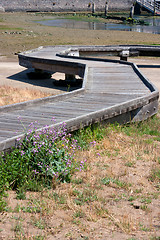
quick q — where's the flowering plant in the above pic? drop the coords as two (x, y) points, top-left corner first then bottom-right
(0, 120), (86, 195)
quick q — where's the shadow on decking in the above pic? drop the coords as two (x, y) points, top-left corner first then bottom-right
(7, 69), (82, 92)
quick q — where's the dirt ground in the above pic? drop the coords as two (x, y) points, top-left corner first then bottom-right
(0, 12), (160, 240)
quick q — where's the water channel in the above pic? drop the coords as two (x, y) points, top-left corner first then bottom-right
(38, 16), (160, 34)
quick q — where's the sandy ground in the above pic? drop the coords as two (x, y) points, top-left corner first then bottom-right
(0, 56), (66, 95)
(131, 57), (160, 92)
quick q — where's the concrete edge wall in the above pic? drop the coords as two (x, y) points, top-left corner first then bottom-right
(0, 0), (133, 12)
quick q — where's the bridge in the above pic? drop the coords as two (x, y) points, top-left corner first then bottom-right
(0, 45), (159, 152)
(136, 0), (160, 15)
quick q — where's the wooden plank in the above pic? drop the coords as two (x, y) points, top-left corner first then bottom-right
(0, 45), (159, 152)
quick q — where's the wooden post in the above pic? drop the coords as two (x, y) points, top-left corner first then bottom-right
(129, 5), (134, 18)
(92, 2), (95, 14)
(105, 1), (109, 17)
(154, 0), (156, 15)
(65, 74), (76, 81)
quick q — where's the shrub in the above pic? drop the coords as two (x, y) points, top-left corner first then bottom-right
(0, 121), (86, 198)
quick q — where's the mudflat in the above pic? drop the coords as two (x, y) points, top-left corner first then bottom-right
(0, 12), (160, 58)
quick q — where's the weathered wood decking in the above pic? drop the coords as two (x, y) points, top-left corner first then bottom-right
(0, 45), (159, 151)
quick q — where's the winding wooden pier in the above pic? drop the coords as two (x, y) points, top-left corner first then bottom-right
(0, 45), (159, 151)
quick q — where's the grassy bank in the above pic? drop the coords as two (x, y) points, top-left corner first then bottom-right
(0, 113), (159, 239)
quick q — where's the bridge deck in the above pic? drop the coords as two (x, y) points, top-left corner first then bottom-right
(0, 45), (159, 151)
(136, 0), (160, 15)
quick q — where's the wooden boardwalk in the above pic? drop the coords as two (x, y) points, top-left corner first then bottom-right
(0, 45), (159, 151)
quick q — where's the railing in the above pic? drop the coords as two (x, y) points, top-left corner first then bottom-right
(136, 0), (160, 14)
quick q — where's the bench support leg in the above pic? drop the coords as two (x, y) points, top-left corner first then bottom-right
(65, 74), (76, 81)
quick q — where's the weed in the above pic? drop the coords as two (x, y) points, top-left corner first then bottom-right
(11, 216), (24, 221)
(74, 123), (106, 150)
(121, 116), (160, 138)
(151, 192), (159, 199)
(73, 188), (97, 205)
(141, 197), (152, 204)
(65, 232), (72, 237)
(13, 222), (24, 235)
(128, 196), (137, 202)
(72, 219), (81, 225)
(33, 218), (46, 229)
(52, 192), (66, 204)
(127, 238), (137, 240)
(13, 234), (46, 240)
(140, 205), (148, 211)
(125, 161), (135, 167)
(101, 177), (129, 189)
(95, 205), (108, 217)
(139, 223), (150, 231)
(16, 188), (26, 200)
(149, 168), (160, 182)
(0, 194), (7, 212)
(73, 210), (85, 218)
(14, 203), (42, 213)
(144, 139), (154, 144)
(101, 177), (110, 185)
(71, 177), (83, 184)
(150, 237), (160, 240)
(134, 188), (142, 193)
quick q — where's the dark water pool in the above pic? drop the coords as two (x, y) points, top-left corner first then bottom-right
(38, 16), (160, 34)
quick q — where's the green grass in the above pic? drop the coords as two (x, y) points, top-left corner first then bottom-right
(33, 218), (46, 230)
(0, 26), (23, 31)
(140, 197), (152, 204)
(73, 210), (85, 218)
(73, 188), (98, 206)
(74, 123), (107, 150)
(52, 192), (66, 204)
(71, 177), (83, 184)
(149, 168), (160, 182)
(101, 177), (130, 189)
(35, 11), (128, 24)
(121, 115), (160, 138)
(125, 161), (135, 167)
(60, 14), (107, 23)
(128, 196), (137, 202)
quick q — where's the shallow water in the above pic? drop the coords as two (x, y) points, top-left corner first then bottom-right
(38, 16), (160, 34)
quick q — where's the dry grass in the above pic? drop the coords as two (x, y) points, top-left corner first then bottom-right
(0, 85), (51, 106)
(0, 119), (160, 239)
